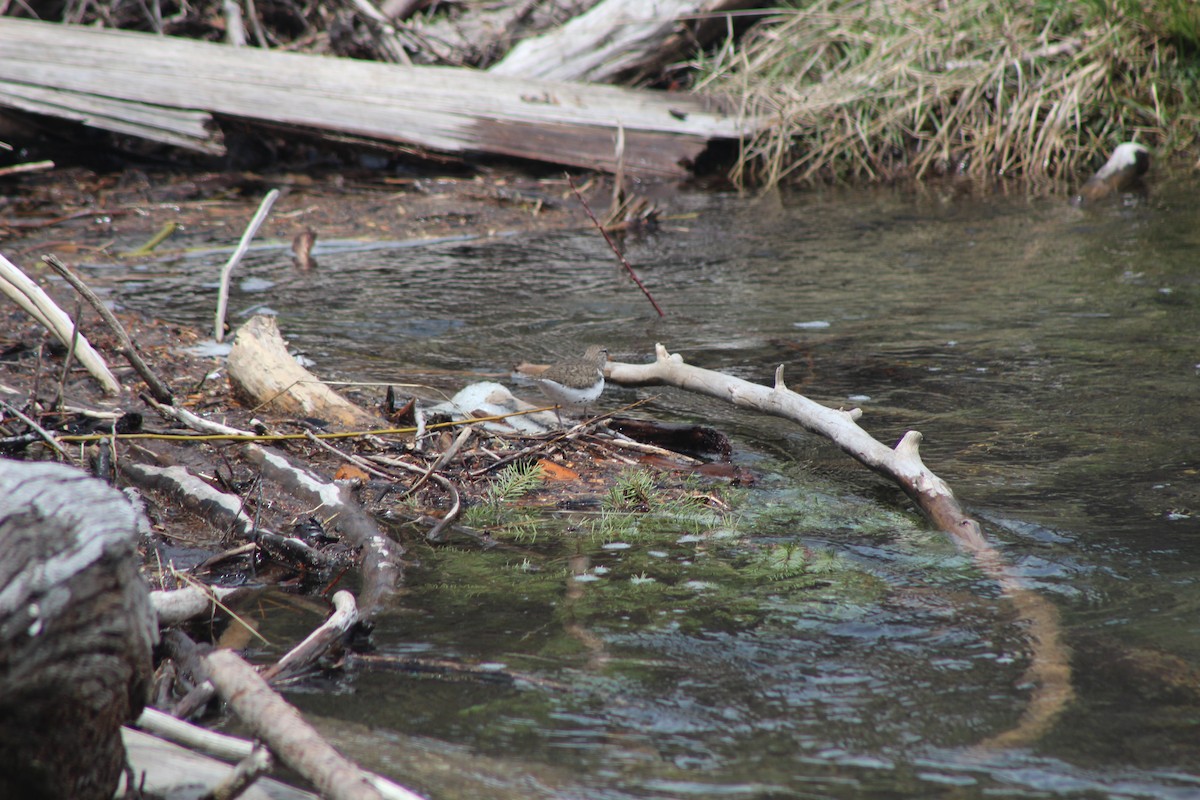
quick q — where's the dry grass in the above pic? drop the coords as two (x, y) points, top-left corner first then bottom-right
(695, 0), (1193, 187)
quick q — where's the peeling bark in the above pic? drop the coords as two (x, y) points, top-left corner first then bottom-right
(0, 461), (155, 799)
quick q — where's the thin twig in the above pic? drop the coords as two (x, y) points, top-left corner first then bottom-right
(401, 423), (474, 498)
(567, 174), (664, 317)
(214, 189), (280, 343)
(54, 297), (82, 411)
(302, 430), (397, 482)
(43, 254), (174, 403)
(369, 455), (461, 542)
(0, 399), (69, 458)
(0, 160), (54, 178)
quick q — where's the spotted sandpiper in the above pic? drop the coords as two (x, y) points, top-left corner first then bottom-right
(535, 345), (609, 422)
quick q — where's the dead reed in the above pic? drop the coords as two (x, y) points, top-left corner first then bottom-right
(695, 0), (1194, 186)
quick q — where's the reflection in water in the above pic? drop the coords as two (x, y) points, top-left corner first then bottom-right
(112, 178), (1200, 798)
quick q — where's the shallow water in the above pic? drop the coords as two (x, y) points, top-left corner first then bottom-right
(115, 176), (1200, 798)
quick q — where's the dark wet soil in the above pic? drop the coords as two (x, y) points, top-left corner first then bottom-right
(0, 160), (722, 588)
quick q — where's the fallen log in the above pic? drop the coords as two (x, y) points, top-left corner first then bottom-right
(0, 18), (756, 177)
(0, 460), (156, 800)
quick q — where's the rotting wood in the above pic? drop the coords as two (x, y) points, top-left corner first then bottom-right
(227, 315), (381, 429)
(0, 461), (156, 800)
(605, 343), (1073, 749)
(0, 18), (756, 177)
(491, 0), (763, 84)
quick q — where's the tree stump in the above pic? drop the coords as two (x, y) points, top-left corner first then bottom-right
(0, 460), (157, 800)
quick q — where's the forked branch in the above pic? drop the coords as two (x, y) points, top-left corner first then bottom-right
(606, 343), (1072, 748)
(608, 344), (982, 547)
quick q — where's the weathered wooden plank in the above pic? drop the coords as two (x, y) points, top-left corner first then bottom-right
(491, 0), (762, 83)
(0, 18), (757, 176)
(0, 83), (221, 152)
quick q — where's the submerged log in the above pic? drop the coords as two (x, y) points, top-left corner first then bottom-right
(0, 18), (755, 177)
(0, 460), (156, 800)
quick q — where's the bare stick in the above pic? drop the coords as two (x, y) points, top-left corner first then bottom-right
(143, 393), (256, 436)
(137, 707), (256, 762)
(399, 424), (473, 498)
(43, 254), (174, 403)
(367, 455), (461, 542)
(214, 189), (280, 343)
(567, 174), (664, 317)
(54, 297), (82, 410)
(202, 648), (388, 800)
(304, 430), (397, 481)
(201, 743), (271, 800)
(260, 590), (358, 684)
(0, 159), (54, 177)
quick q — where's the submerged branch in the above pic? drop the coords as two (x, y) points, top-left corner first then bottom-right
(608, 344), (980, 544)
(606, 343), (1072, 748)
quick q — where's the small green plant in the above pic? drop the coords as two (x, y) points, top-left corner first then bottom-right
(604, 469), (659, 512)
(483, 460), (544, 504)
(590, 469), (722, 540)
(463, 461), (544, 531)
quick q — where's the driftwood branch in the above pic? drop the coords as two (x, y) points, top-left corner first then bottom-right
(151, 584), (247, 627)
(243, 444), (402, 622)
(202, 648), (388, 800)
(261, 590), (359, 683)
(227, 315), (381, 429)
(0, 251), (121, 394)
(608, 344), (981, 544)
(606, 343), (1072, 747)
(206, 742), (273, 800)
